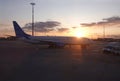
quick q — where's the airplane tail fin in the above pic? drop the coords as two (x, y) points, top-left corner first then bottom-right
(13, 21), (30, 38)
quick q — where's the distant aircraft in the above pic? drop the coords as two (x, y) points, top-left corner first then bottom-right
(13, 21), (92, 48)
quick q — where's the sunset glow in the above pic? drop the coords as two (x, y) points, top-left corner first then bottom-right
(74, 31), (85, 38)
(1, 0), (120, 38)
(72, 28), (89, 38)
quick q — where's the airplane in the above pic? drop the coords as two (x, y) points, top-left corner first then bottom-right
(13, 21), (92, 48)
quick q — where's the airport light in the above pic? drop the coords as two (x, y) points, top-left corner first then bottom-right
(30, 2), (35, 36)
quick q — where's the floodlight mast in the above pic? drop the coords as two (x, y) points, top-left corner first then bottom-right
(30, 2), (35, 36)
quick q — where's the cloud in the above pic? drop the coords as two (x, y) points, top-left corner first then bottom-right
(97, 21), (108, 26)
(80, 23), (96, 27)
(81, 21), (107, 27)
(23, 21), (61, 32)
(57, 28), (69, 32)
(72, 27), (77, 29)
(103, 16), (120, 25)
(80, 16), (120, 27)
(103, 16), (120, 22)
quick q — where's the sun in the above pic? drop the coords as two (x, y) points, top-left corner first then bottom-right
(70, 27), (89, 38)
(73, 28), (88, 38)
(75, 32), (84, 38)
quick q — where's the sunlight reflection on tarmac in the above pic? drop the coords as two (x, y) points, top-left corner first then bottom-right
(0, 41), (120, 81)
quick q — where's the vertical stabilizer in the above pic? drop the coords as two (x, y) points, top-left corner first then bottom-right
(13, 21), (30, 38)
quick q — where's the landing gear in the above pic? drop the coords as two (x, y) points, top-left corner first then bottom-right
(81, 44), (87, 49)
(48, 44), (64, 48)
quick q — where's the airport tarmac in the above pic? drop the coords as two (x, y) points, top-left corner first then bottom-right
(0, 40), (120, 81)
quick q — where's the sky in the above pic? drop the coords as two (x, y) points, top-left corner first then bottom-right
(0, 0), (120, 38)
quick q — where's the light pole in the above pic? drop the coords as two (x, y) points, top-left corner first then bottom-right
(30, 2), (35, 36)
(103, 25), (105, 39)
(103, 26), (106, 39)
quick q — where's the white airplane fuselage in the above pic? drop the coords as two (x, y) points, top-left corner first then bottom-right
(13, 21), (92, 48)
